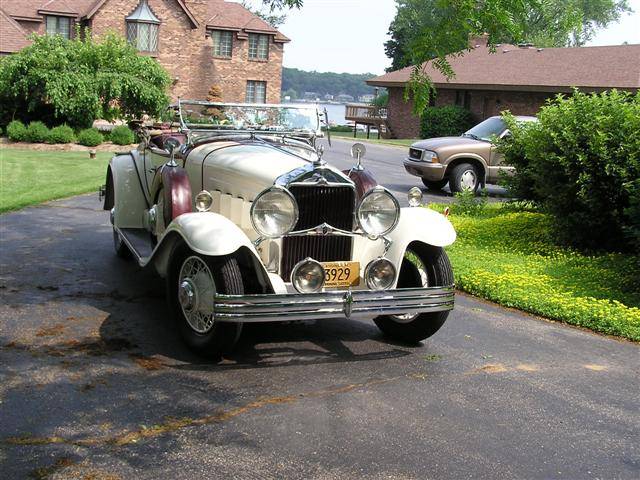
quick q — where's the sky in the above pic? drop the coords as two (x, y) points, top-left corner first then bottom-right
(240, 0), (640, 75)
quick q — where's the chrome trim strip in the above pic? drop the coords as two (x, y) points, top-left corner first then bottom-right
(212, 286), (455, 323)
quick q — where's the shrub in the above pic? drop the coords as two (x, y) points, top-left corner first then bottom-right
(46, 125), (75, 144)
(6, 120), (27, 142)
(0, 32), (170, 128)
(25, 121), (50, 143)
(421, 105), (474, 138)
(109, 125), (135, 145)
(498, 90), (640, 251)
(451, 189), (488, 216)
(77, 128), (104, 147)
(329, 125), (353, 133)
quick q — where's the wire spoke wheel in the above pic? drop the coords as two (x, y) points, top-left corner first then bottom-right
(390, 249), (428, 324)
(178, 256), (216, 333)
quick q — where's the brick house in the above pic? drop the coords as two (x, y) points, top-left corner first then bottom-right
(0, 0), (289, 103)
(368, 38), (640, 138)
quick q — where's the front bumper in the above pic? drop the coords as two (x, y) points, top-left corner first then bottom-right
(403, 158), (446, 181)
(214, 286), (455, 323)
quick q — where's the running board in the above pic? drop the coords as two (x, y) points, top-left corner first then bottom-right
(118, 227), (154, 265)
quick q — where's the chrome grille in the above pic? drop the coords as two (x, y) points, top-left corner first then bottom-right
(281, 185), (355, 281)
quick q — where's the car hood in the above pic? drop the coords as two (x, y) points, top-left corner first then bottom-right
(412, 136), (487, 151)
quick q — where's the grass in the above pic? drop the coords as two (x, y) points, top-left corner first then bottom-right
(0, 148), (111, 213)
(330, 131), (417, 147)
(433, 202), (640, 341)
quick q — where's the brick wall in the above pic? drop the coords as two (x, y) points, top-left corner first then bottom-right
(387, 86), (555, 138)
(15, 0), (284, 103)
(386, 87), (421, 139)
(435, 88), (554, 121)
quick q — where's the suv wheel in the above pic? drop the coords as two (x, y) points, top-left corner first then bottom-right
(421, 178), (449, 190)
(450, 163), (480, 193)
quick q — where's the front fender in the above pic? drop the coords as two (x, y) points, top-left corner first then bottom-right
(353, 207), (456, 288)
(387, 206), (456, 265)
(149, 212), (264, 279)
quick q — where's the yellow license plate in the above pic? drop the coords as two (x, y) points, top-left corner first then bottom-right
(322, 261), (360, 288)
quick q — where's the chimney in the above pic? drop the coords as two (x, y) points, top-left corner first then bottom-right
(469, 33), (489, 48)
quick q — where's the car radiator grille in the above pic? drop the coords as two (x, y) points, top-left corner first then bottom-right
(281, 185), (355, 282)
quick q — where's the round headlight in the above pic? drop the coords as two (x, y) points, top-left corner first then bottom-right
(357, 187), (400, 237)
(291, 258), (325, 293)
(195, 190), (213, 212)
(251, 186), (298, 238)
(407, 187), (423, 207)
(365, 257), (396, 290)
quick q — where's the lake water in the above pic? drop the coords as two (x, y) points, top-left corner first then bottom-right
(283, 101), (359, 126)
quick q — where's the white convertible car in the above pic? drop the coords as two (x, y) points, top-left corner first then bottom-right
(102, 101), (456, 356)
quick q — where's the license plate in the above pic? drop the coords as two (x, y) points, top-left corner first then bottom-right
(322, 261), (360, 288)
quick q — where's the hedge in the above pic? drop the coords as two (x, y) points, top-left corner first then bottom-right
(421, 105), (474, 138)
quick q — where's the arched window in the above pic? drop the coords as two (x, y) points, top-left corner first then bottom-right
(126, 0), (160, 53)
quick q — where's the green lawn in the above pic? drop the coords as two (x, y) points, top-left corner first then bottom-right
(435, 203), (640, 341)
(0, 148), (112, 213)
(330, 131), (417, 147)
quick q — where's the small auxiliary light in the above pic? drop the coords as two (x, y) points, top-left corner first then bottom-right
(195, 190), (213, 212)
(408, 187), (423, 207)
(291, 258), (325, 293)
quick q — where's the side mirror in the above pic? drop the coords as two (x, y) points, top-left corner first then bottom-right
(499, 129), (511, 139)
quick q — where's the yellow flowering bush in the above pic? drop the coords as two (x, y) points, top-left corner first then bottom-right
(432, 203), (640, 341)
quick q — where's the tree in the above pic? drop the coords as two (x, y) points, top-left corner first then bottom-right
(0, 31), (170, 128)
(242, 0), (289, 27)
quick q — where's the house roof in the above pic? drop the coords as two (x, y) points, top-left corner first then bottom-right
(1, 0), (287, 40)
(0, 8), (32, 53)
(206, 0), (289, 42)
(368, 44), (640, 92)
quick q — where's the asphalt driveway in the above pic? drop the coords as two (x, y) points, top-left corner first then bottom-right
(0, 189), (638, 479)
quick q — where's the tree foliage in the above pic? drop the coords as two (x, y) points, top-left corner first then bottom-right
(499, 90), (640, 252)
(282, 68), (375, 99)
(0, 32), (170, 128)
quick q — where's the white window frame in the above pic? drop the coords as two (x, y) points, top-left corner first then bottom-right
(246, 81), (267, 103)
(248, 33), (269, 60)
(45, 16), (71, 39)
(212, 30), (233, 57)
(126, 21), (159, 53)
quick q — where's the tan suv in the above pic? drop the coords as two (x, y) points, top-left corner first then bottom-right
(404, 116), (537, 193)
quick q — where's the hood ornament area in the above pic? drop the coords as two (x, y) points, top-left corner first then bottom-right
(313, 144), (327, 166)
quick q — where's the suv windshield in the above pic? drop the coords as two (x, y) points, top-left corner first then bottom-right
(175, 101), (320, 136)
(463, 117), (506, 141)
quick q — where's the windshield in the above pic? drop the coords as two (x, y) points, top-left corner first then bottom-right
(175, 101), (320, 136)
(463, 117), (507, 141)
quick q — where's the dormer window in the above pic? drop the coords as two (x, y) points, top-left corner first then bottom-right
(126, 0), (160, 53)
(45, 16), (71, 39)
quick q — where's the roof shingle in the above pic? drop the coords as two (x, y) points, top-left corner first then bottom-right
(368, 44), (640, 91)
(0, 8), (31, 53)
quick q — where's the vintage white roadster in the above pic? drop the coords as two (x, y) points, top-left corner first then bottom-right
(102, 101), (456, 356)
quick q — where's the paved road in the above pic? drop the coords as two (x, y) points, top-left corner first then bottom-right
(320, 138), (507, 205)
(0, 148), (638, 478)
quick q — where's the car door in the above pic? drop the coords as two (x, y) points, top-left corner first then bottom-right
(145, 142), (171, 202)
(487, 130), (514, 184)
